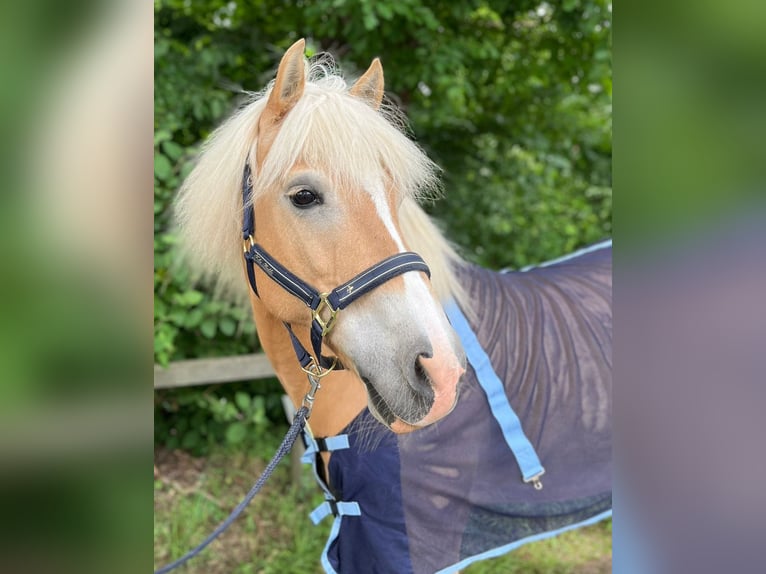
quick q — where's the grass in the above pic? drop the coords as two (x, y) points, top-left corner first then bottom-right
(462, 520), (611, 574)
(154, 443), (329, 573)
(154, 432), (611, 573)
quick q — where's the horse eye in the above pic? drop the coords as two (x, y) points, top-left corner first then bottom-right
(290, 188), (320, 208)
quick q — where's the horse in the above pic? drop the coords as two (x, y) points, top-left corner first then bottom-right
(174, 39), (612, 574)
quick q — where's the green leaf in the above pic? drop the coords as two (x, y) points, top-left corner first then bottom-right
(153, 130), (171, 145)
(161, 140), (184, 161)
(225, 422), (247, 445)
(219, 317), (236, 336)
(562, 0), (580, 11)
(154, 153), (173, 181)
(168, 309), (187, 326)
(200, 319), (217, 339)
(362, 10), (378, 30)
(235, 391), (251, 412)
(173, 290), (204, 307)
(377, 4), (393, 19)
(184, 309), (203, 328)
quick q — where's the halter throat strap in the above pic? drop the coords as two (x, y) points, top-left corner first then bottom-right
(241, 163), (431, 372)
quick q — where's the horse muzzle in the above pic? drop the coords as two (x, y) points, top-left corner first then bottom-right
(341, 307), (466, 433)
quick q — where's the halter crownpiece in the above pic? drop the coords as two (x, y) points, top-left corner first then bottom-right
(241, 163), (431, 403)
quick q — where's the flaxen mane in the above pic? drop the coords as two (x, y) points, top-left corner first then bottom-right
(174, 56), (468, 310)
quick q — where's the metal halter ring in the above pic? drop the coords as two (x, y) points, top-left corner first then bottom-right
(299, 356), (339, 417)
(243, 234), (255, 253)
(312, 293), (339, 337)
(300, 356), (338, 379)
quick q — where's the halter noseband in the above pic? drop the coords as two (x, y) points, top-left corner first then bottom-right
(241, 163), (431, 386)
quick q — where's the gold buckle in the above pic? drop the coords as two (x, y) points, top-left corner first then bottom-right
(243, 234), (254, 253)
(312, 293), (339, 337)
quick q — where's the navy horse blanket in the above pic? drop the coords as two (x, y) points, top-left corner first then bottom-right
(302, 241), (612, 573)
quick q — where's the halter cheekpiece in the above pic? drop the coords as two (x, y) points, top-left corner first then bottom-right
(241, 163), (431, 409)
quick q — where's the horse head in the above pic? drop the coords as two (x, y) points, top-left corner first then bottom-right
(247, 40), (466, 432)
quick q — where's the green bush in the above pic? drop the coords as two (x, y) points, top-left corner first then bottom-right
(155, 379), (287, 457)
(154, 0), (612, 452)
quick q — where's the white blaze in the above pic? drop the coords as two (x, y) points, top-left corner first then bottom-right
(365, 181), (456, 360)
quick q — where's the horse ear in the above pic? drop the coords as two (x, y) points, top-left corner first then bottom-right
(256, 39), (306, 166)
(350, 58), (384, 110)
(262, 39), (306, 126)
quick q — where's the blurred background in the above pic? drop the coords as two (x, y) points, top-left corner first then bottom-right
(0, 1), (152, 573)
(153, 1), (611, 572)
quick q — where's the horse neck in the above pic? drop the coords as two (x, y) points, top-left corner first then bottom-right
(249, 295), (368, 437)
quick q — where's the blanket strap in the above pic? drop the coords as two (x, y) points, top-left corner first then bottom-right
(315, 436), (351, 452)
(445, 302), (545, 489)
(310, 501), (361, 525)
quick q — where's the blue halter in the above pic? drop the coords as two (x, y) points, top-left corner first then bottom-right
(241, 163), (431, 375)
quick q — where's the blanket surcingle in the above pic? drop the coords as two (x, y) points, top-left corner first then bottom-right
(302, 241), (612, 574)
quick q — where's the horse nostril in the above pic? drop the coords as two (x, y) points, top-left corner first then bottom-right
(413, 354), (433, 393)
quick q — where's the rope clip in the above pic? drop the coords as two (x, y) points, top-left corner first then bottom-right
(301, 373), (322, 418)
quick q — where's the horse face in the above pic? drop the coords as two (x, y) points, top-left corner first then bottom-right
(251, 40), (465, 432)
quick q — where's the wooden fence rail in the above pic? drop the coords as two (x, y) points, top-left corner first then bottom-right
(153, 353), (276, 389)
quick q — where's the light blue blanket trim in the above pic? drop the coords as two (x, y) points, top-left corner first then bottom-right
(322, 435), (350, 451)
(319, 515), (342, 574)
(312, 501), (362, 574)
(310, 501), (361, 525)
(520, 238), (612, 271)
(444, 302), (545, 483)
(435, 509), (613, 574)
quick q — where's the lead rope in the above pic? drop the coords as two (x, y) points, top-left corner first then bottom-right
(154, 376), (322, 574)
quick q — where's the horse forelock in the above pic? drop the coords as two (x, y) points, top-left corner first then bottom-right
(173, 54), (470, 312)
(255, 67), (439, 204)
